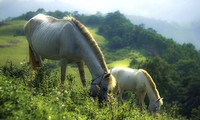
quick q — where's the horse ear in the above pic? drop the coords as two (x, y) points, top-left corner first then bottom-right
(156, 98), (164, 102)
(156, 98), (161, 102)
(104, 73), (111, 78)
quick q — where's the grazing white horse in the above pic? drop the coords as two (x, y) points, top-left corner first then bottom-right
(110, 67), (163, 112)
(24, 14), (116, 103)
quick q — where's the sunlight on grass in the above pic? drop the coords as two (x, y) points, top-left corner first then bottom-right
(0, 20), (26, 36)
(88, 28), (108, 45)
(0, 36), (28, 66)
(108, 58), (131, 68)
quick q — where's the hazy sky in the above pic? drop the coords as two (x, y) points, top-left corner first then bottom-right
(0, 0), (200, 23)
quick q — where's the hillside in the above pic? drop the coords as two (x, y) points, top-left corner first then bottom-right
(126, 15), (200, 50)
(0, 20), (28, 66)
(1, 9), (200, 119)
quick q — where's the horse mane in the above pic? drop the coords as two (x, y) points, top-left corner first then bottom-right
(108, 75), (117, 90)
(65, 17), (108, 72)
(140, 69), (160, 99)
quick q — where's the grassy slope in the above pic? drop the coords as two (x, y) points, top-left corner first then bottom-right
(0, 20), (26, 36)
(1, 71), (183, 120)
(0, 20), (28, 66)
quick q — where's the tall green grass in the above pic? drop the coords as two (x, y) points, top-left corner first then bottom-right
(0, 63), (186, 120)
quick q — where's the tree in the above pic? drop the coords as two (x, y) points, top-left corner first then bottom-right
(98, 11), (134, 49)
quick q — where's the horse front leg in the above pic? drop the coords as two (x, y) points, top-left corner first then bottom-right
(137, 90), (146, 111)
(117, 85), (124, 104)
(35, 54), (43, 67)
(77, 61), (86, 87)
(61, 59), (67, 84)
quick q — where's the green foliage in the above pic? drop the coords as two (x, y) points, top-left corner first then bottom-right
(0, 35), (28, 66)
(0, 20), (26, 36)
(73, 12), (104, 27)
(191, 106), (200, 120)
(0, 63), (186, 120)
(134, 25), (170, 55)
(97, 11), (174, 55)
(99, 11), (134, 49)
(13, 8), (71, 20)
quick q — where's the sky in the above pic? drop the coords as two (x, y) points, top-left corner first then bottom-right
(0, 0), (200, 24)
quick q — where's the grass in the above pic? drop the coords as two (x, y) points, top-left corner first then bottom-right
(0, 20), (26, 36)
(104, 48), (146, 67)
(0, 36), (29, 66)
(88, 27), (108, 46)
(108, 58), (131, 68)
(0, 20), (28, 66)
(0, 63), (186, 120)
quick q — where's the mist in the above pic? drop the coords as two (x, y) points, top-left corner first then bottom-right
(127, 15), (200, 50)
(1, 0), (200, 24)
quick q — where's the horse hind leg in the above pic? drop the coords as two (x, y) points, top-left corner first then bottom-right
(77, 61), (86, 86)
(117, 85), (124, 104)
(61, 59), (67, 84)
(137, 90), (146, 111)
(29, 46), (41, 69)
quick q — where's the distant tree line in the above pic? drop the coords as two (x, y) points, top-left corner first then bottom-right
(13, 8), (71, 20)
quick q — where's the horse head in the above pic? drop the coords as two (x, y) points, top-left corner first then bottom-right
(148, 97), (164, 112)
(90, 72), (114, 103)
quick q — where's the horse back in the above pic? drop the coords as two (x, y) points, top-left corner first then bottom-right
(24, 14), (73, 59)
(112, 67), (139, 90)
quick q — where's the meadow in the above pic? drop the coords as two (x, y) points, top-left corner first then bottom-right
(0, 20), (186, 119)
(0, 62), (185, 120)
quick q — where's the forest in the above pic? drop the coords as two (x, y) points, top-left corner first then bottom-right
(0, 9), (200, 119)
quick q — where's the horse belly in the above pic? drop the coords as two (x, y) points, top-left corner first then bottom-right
(118, 76), (137, 90)
(31, 35), (61, 60)
(29, 22), (66, 60)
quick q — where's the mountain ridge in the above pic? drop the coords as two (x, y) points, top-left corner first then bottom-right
(126, 15), (200, 50)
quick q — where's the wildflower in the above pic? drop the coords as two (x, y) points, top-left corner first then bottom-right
(48, 116), (51, 120)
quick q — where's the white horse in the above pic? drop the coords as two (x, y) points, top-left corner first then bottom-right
(110, 67), (163, 112)
(24, 14), (116, 102)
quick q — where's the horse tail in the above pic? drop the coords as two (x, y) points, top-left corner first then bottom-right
(29, 46), (39, 70)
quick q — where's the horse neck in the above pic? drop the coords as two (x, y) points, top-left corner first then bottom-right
(73, 27), (108, 78)
(145, 81), (157, 104)
(82, 48), (105, 78)
(142, 71), (160, 104)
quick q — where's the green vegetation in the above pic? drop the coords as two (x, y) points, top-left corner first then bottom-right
(0, 20), (26, 36)
(0, 36), (28, 66)
(0, 20), (28, 66)
(0, 9), (200, 119)
(0, 63), (185, 120)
